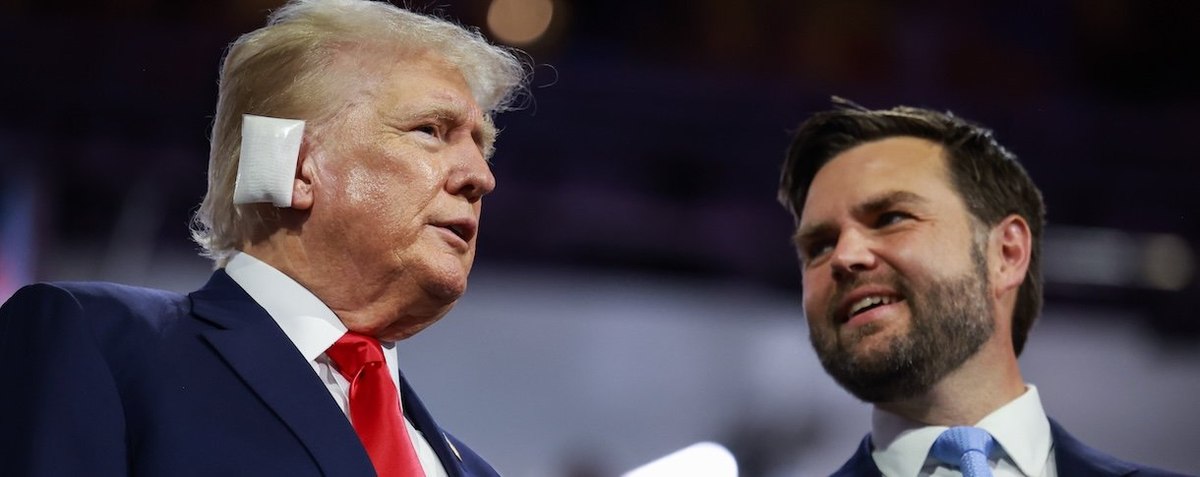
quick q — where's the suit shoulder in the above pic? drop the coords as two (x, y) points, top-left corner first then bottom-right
(1135, 468), (1198, 477)
(1050, 419), (1195, 477)
(3, 281), (188, 337)
(50, 280), (185, 305)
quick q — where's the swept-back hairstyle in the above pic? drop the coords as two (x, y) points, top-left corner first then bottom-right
(779, 98), (1046, 355)
(190, 0), (526, 267)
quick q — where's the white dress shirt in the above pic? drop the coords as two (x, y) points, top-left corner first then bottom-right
(871, 385), (1057, 477)
(225, 252), (448, 477)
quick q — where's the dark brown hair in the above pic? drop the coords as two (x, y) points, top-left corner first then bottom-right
(779, 98), (1046, 355)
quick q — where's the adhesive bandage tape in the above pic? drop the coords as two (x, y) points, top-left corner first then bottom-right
(233, 114), (305, 207)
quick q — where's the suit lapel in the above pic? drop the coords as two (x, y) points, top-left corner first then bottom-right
(398, 369), (467, 477)
(1050, 419), (1138, 477)
(831, 434), (883, 477)
(189, 271), (376, 477)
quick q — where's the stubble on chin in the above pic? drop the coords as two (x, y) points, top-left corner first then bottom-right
(811, 253), (994, 403)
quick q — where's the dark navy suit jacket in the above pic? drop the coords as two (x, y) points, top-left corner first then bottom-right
(0, 271), (499, 477)
(830, 419), (1192, 477)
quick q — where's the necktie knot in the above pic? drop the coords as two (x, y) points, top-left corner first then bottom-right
(326, 332), (385, 381)
(931, 426), (995, 477)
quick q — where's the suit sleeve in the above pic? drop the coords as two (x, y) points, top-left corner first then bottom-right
(0, 284), (129, 476)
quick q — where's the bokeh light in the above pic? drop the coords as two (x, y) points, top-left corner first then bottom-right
(486, 0), (554, 46)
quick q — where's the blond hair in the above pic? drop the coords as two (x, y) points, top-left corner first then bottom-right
(190, 0), (526, 266)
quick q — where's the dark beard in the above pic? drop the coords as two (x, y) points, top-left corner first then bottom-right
(811, 245), (994, 403)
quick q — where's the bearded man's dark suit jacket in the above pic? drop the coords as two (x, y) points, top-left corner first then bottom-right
(0, 271), (499, 477)
(831, 419), (1191, 477)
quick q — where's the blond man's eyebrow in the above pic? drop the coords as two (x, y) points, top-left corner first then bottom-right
(396, 105), (497, 157)
(478, 114), (498, 159)
(397, 105), (464, 123)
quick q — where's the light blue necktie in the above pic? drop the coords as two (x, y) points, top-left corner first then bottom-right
(930, 426), (996, 477)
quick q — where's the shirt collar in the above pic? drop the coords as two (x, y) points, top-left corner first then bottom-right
(977, 384), (1052, 476)
(870, 385), (1052, 477)
(224, 251), (347, 362)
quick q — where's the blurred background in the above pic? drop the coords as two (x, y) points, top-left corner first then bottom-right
(1, 0), (1198, 475)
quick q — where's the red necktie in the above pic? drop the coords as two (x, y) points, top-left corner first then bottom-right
(326, 333), (427, 477)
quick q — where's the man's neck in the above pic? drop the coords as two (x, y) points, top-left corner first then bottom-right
(239, 240), (450, 341)
(876, 339), (1026, 426)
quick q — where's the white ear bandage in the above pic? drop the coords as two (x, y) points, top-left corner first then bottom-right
(233, 114), (306, 207)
